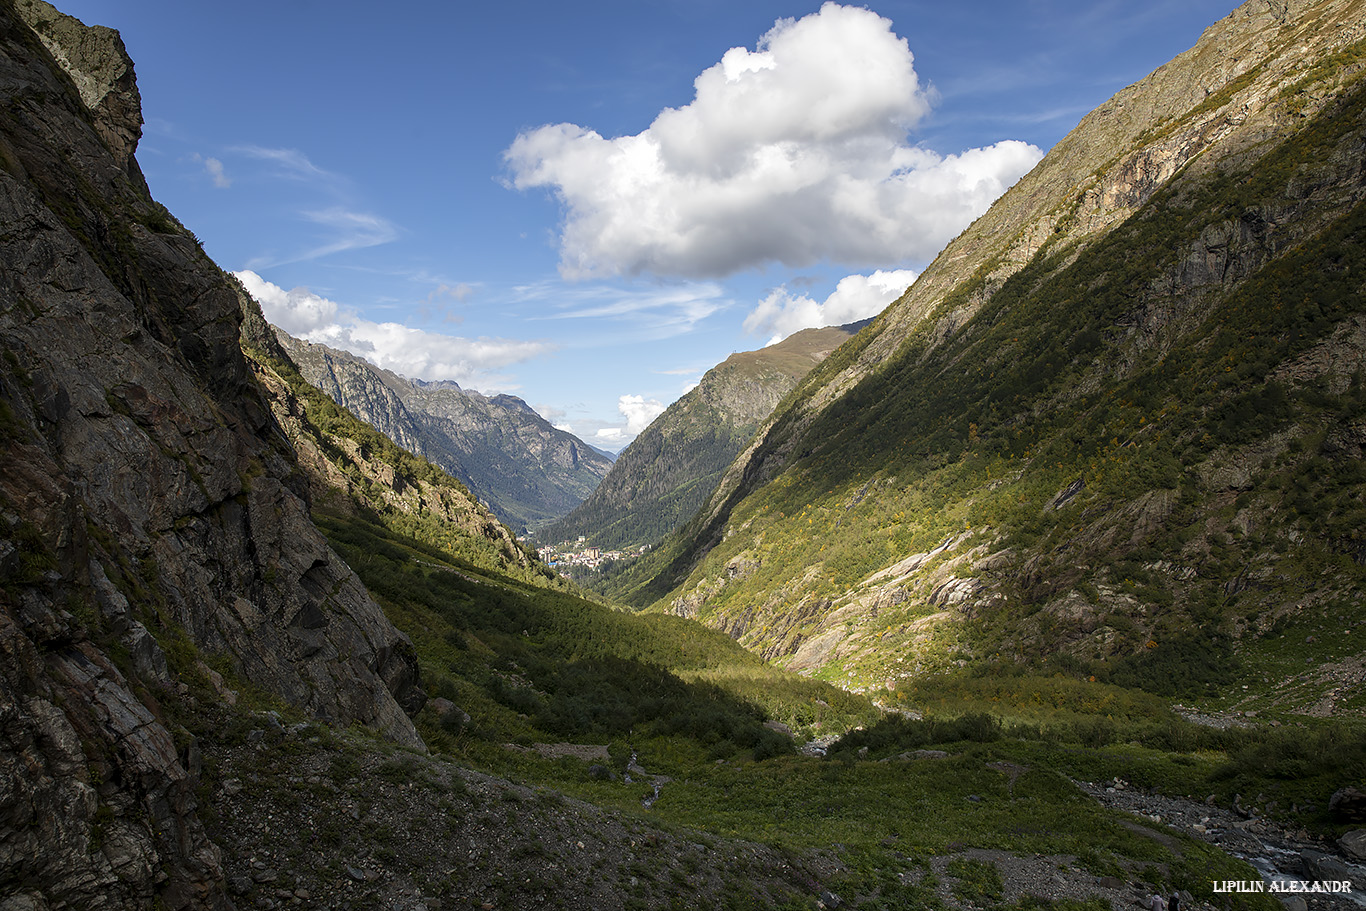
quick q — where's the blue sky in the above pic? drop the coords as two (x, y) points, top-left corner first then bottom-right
(60, 0), (1238, 450)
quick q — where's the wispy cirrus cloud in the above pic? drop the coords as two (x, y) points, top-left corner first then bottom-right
(293, 207), (400, 259)
(231, 144), (336, 181)
(212, 146), (399, 268)
(241, 207), (398, 270)
(242, 212), (399, 269)
(414, 282), (477, 325)
(428, 282), (475, 304)
(509, 280), (730, 340)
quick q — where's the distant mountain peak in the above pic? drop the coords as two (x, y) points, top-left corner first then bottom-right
(275, 329), (611, 533)
(542, 322), (863, 549)
(412, 376), (463, 391)
(489, 392), (539, 415)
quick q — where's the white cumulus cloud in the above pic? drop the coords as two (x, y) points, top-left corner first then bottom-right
(618, 394), (667, 434)
(236, 269), (339, 336)
(504, 2), (1042, 279)
(235, 270), (552, 389)
(744, 269), (917, 344)
(595, 393), (669, 446)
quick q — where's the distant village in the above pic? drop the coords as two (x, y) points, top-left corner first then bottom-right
(538, 538), (649, 573)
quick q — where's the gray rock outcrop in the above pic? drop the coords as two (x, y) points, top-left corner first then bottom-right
(1340, 830), (1366, 862)
(1330, 787), (1366, 822)
(0, 4), (425, 906)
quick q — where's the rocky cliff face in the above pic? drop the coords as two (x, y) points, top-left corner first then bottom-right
(238, 310), (536, 576)
(638, 0), (1366, 712)
(0, 4), (423, 907)
(274, 331), (612, 533)
(543, 322), (866, 549)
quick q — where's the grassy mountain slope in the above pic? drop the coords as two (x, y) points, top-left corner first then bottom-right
(239, 305), (543, 581)
(8, 1), (1356, 907)
(256, 397), (1305, 911)
(623, 0), (1366, 603)
(238, 296), (876, 745)
(622, 0), (1366, 719)
(238, 251), (1313, 911)
(541, 323), (866, 549)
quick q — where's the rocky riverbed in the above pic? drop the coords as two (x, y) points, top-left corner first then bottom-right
(1080, 778), (1366, 911)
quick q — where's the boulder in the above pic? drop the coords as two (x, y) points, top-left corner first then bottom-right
(1339, 829), (1366, 862)
(1300, 850), (1366, 891)
(1329, 787), (1366, 822)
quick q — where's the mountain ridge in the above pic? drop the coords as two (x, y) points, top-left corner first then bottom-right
(0, 3), (425, 903)
(238, 299), (540, 579)
(622, 0), (1366, 714)
(672, 0), (1366, 567)
(274, 329), (613, 533)
(542, 321), (869, 549)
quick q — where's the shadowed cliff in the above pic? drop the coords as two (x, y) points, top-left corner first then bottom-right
(0, 3), (424, 905)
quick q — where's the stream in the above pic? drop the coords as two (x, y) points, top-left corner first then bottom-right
(593, 741), (1364, 899)
(622, 751), (670, 809)
(1078, 779), (1366, 909)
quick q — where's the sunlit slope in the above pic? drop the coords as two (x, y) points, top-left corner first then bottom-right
(240, 307), (877, 748)
(541, 322), (865, 549)
(275, 330), (613, 534)
(629, 0), (1366, 713)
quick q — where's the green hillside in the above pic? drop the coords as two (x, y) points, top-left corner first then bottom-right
(240, 281), (1306, 911)
(241, 305), (878, 751)
(290, 506), (1321, 911)
(541, 323), (864, 549)
(625, 6), (1366, 724)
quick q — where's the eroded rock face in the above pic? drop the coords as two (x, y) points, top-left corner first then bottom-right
(14, 0), (142, 169)
(0, 4), (423, 906)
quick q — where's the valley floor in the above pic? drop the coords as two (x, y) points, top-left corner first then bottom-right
(194, 702), (1366, 911)
(203, 709), (825, 911)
